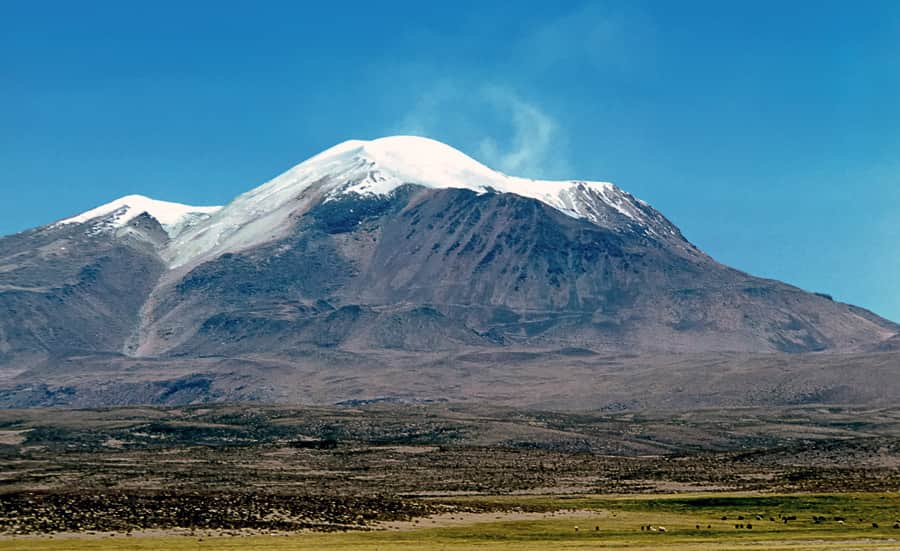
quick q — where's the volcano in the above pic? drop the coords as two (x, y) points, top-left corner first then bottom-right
(0, 136), (896, 408)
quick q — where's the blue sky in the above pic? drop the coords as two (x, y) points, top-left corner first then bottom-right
(2, 1), (899, 321)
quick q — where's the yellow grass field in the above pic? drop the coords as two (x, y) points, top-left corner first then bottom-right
(3, 493), (899, 551)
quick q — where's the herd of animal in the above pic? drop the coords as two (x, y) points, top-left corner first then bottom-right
(628, 515), (900, 534)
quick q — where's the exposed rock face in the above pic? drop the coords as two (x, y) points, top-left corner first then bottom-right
(131, 185), (895, 357)
(0, 214), (166, 366)
(0, 136), (896, 407)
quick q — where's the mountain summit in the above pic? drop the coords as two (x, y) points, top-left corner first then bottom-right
(165, 136), (690, 269)
(56, 194), (221, 238)
(0, 136), (897, 408)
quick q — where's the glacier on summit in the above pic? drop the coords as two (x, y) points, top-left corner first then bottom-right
(163, 136), (681, 269)
(52, 136), (688, 270)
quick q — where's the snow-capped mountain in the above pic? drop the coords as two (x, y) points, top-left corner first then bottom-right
(50, 137), (693, 270)
(165, 136), (691, 269)
(0, 135), (898, 408)
(55, 194), (221, 238)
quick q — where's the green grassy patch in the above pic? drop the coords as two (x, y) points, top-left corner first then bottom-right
(2, 493), (898, 551)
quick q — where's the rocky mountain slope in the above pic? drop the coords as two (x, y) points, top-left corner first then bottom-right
(0, 136), (896, 407)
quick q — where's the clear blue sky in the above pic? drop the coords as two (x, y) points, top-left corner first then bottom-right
(2, 1), (898, 321)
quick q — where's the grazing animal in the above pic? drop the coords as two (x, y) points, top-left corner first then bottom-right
(837, 520), (845, 525)
(873, 523), (879, 528)
(658, 527), (667, 533)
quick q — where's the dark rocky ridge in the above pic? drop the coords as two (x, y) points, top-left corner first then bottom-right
(0, 214), (166, 368)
